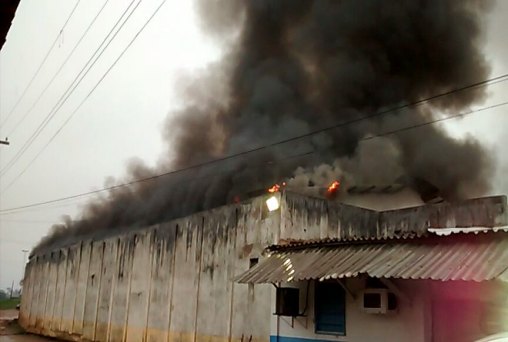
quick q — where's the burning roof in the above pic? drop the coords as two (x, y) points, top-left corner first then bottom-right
(32, 191), (508, 256)
(34, 0), (497, 253)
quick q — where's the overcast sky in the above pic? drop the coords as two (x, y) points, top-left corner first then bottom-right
(0, 0), (507, 290)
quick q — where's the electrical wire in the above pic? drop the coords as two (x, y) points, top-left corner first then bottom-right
(0, 197), (87, 216)
(2, 68), (508, 192)
(0, 219), (62, 224)
(5, 0), (111, 138)
(0, 0), (140, 176)
(1, 0), (167, 191)
(361, 101), (508, 141)
(0, 0), (142, 177)
(0, 0), (81, 128)
(1, 98), (505, 215)
(0, 238), (37, 246)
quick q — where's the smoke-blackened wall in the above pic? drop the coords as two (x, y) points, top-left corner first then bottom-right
(34, 0), (495, 254)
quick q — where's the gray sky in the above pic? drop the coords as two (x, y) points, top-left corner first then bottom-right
(0, 0), (507, 290)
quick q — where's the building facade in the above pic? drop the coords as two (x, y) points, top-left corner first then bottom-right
(19, 192), (508, 341)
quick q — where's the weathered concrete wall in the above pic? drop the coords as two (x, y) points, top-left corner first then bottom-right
(280, 193), (507, 242)
(19, 192), (508, 341)
(20, 194), (281, 342)
(379, 195), (508, 232)
(280, 193), (380, 241)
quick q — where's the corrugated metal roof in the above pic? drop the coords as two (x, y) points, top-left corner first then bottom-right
(272, 233), (420, 249)
(270, 227), (508, 250)
(427, 226), (508, 236)
(267, 226), (508, 251)
(236, 237), (508, 284)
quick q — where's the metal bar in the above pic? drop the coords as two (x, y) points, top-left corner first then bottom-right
(336, 279), (356, 300)
(379, 278), (412, 305)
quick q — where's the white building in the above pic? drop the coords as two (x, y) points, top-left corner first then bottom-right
(19, 192), (508, 342)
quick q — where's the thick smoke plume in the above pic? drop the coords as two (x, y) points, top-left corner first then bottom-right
(34, 0), (495, 254)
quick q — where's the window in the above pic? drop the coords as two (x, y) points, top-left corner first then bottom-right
(314, 281), (346, 335)
(249, 258), (259, 268)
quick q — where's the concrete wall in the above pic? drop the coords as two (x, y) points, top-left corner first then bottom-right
(280, 193), (508, 242)
(19, 195), (280, 342)
(270, 279), (431, 342)
(19, 192), (508, 341)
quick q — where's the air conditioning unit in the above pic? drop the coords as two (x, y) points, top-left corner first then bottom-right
(275, 287), (300, 316)
(360, 288), (397, 314)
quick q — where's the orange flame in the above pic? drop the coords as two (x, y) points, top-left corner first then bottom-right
(268, 184), (281, 193)
(327, 180), (341, 194)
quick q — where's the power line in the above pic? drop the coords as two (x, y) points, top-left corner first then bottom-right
(0, 0), (81, 128)
(1, 0), (167, 191)
(0, 0), (142, 177)
(0, 0), (140, 176)
(5, 0), (111, 138)
(0, 238), (37, 246)
(0, 219), (62, 223)
(0, 200), (84, 216)
(2, 62), (507, 191)
(1, 98), (506, 215)
(362, 101), (508, 140)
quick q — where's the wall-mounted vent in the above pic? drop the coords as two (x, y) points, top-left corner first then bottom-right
(361, 289), (397, 314)
(249, 258), (259, 268)
(275, 287), (299, 316)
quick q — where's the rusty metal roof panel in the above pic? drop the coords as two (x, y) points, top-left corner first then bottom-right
(236, 238), (508, 283)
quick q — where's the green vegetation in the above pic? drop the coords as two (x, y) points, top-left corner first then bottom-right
(0, 298), (21, 310)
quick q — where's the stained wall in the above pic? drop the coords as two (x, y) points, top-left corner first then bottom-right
(19, 193), (507, 341)
(20, 194), (280, 342)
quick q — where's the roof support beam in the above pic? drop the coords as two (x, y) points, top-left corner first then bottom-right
(336, 279), (356, 300)
(379, 278), (412, 305)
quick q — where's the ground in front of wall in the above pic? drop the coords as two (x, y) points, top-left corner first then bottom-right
(0, 309), (56, 342)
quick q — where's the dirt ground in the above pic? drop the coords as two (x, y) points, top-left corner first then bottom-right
(0, 310), (55, 342)
(0, 311), (18, 320)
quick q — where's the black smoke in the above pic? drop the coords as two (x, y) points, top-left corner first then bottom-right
(33, 0), (495, 254)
